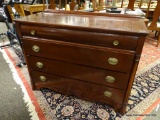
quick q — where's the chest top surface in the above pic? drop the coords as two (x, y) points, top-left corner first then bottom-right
(14, 10), (148, 35)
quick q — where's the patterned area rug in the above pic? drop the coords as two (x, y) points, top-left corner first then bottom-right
(1, 27), (160, 119)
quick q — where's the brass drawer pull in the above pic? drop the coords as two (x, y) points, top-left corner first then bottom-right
(31, 30), (36, 35)
(113, 40), (119, 46)
(108, 57), (118, 65)
(39, 76), (46, 82)
(104, 91), (112, 97)
(36, 62), (43, 68)
(106, 76), (115, 83)
(32, 45), (40, 52)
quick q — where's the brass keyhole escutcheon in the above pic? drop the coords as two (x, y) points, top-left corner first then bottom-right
(106, 76), (115, 83)
(39, 76), (46, 82)
(36, 62), (43, 68)
(32, 45), (40, 52)
(104, 91), (112, 97)
(108, 57), (118, 65)
(31, 30), (36, 35)
(113, 40), (119, 46)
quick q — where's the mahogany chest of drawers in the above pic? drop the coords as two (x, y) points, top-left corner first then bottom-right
(14, 10), (148, 114)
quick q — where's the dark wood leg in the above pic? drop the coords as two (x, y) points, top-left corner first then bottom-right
(127, 0), (135, 10)
(113, 103), (127, 115)
(156, 32), (160, 47)
(49, 0), (56, 9)
(148, 0), (160, 29)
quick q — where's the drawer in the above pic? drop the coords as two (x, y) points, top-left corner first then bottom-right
(22, 37), (135, 73)
(28, 56), (129, 90)
(21, 25), (138, 50)
(31, 71), (126, 104)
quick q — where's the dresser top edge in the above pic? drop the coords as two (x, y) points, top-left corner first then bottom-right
(14, 10), (149, 35)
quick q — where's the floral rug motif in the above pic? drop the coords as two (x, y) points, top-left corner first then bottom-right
(127, 64), (160, 111)
(41, 88), (121, 120)
(40, 64), (160, 120)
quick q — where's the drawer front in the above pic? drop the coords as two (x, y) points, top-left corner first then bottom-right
(22, 38), (135, 73)
(21, 25), (138, 50)
(31, 70), (125, 104)
(28, 56), (129, 90)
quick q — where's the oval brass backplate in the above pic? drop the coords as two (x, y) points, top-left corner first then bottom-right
(113, 40), (119, 46)
(36, 62), (43, 68)
(32, 45), (40, 52)
(104, 91), (112, 97)
(108, 57), (118, 65)
(39, 76), (46, 82)
(31, 30), (36, 35)
(106, 76), (115, 83)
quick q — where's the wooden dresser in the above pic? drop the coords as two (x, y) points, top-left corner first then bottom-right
(14, 10), (148, 115)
